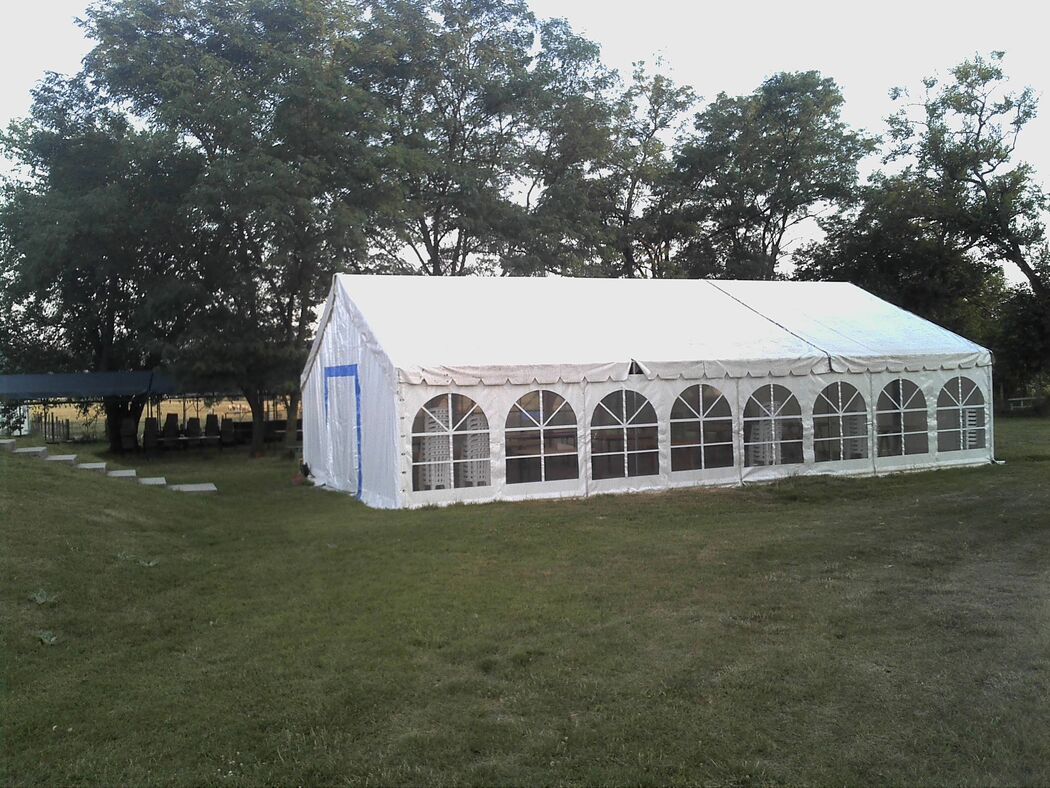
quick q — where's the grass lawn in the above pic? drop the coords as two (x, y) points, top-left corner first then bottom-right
(2, 419), (1050, 785)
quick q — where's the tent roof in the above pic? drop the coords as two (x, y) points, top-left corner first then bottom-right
(310, 275), (991, 385)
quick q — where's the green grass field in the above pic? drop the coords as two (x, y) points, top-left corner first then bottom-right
(2, 419), (1050, 785)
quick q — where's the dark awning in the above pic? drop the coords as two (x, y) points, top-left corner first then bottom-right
(0, 371), (180, 401)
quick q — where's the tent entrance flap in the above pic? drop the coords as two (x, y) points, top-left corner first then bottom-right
(324, 364), (362, 498)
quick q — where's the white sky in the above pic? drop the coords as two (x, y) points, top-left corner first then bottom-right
(1, 0), (1046, 278)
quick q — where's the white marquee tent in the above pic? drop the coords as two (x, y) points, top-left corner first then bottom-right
(302, 275), (994, 509)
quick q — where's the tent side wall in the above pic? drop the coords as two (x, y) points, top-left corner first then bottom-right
(396, 365), (994, 509)
(302, 281), (401, 509)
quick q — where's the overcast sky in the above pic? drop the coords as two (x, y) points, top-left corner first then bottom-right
(1, 0), (1046, 276)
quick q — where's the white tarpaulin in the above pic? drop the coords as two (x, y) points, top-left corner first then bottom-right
(302, 274), (994, 509)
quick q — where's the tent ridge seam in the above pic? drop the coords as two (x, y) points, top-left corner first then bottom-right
(705, 280), (836, 371)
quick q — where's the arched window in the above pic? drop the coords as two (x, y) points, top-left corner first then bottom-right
(411, 394), (490, 491)
(876, 378), (927, 457)
(813, 382), (868, 462)
(505, 390), (579, 484)
(591, 389), (659, 480)
(670, 384), (734, 471)
(743, 384), (803, 467)
(937, 376), (986, 452)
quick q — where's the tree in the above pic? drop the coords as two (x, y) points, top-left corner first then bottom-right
(83, 0), (383, 451)
(886, 51), (1049, 300)
(357, 0), (615, 277)
(595, 61), (696, 279)
(505, 60), (695, 278)
(0, 74), (203, 452)
(675, 71), (875, 279)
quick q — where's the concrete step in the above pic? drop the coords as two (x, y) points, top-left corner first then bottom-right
(76, 462), (107, 472)
(0, 439), (16, 451)
(107, 469), (137, 479)
(13, 447), (47, 457)
(169, 483), (218, 494)
(44, 454), (77, 463)
(138, 477), (167, 486)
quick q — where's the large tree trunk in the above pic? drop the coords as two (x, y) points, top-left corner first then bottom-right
(243, 388), (266, 456)
(103, 396), (145, 453)
(284, 391), (301, 449)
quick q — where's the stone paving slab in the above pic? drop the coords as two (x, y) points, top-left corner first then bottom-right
(138, 477), (167, 486)
(44, 454), (77, 463)
(169, 483), (217, 493)
(0, 439), (15, 451)
(76, 462), (107, 472)
(13, 447), (47, 457)
(107, 469), (137, 479)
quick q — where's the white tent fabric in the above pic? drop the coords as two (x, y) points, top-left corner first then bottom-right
(302, 274), (994, 509)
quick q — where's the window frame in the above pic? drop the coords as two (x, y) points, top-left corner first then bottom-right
(936, 376), (987, 453)
(669, 384), (735, 473)
(875, 378), (929, 458)
(504, 390), (580, 485)
(589, 388), (660, 481)
(410, 393), (491, 492)
(742, 383), (804, 468)
(812, 381), (870, 463)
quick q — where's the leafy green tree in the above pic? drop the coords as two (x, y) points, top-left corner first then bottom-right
(84, 0), (383, 451)
(357, 0), (614, 277)
(0, 74), (203, 452)
(506, 60), (695, 278)
(598, 62), (696, 279)
(675, 71), (875, 279)
(886, 51), (1049, 300)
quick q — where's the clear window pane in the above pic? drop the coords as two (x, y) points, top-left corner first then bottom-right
(704, 386), (731, 418)
(413, 462), (451, 491)
(544, 453), (579, 481)
(671, 421), (701, 447)
(506, 404), (538, 429)
(704, 443), (733, 469)
(626, 425), (658, 452)
(903, 433), (928, 455)
(672, 386), (701, 419)
(543, 428), (577, 455)
(672, 446), (702, 471)
(592, 454), (624, 480)
(938, 408), (961, 431)
(877, 434), (903, 457)
(779, 418), (804, 442)
(413, 396), (450, 433)
(814, 439), (840, 463)
(706, 419), (733, 445)
(505, 429), (541, 457)
(902, 410), (927, 433)
(627, 451), (659, 477)
(413, 434), (448, 464)
(937, 430), (961, 453)
(780, 441), (804, 465)
(454, 459), (491, 488)
(842, 436), (867, 460)
(507, 456), (542, 484)
(591, 427), (624, 455)
(453, 432), (490, 460)
(813, 416), (840, 441)
(593, 392), (625, 426)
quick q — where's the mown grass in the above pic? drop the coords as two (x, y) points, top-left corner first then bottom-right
(2, 419), (1049, 786)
